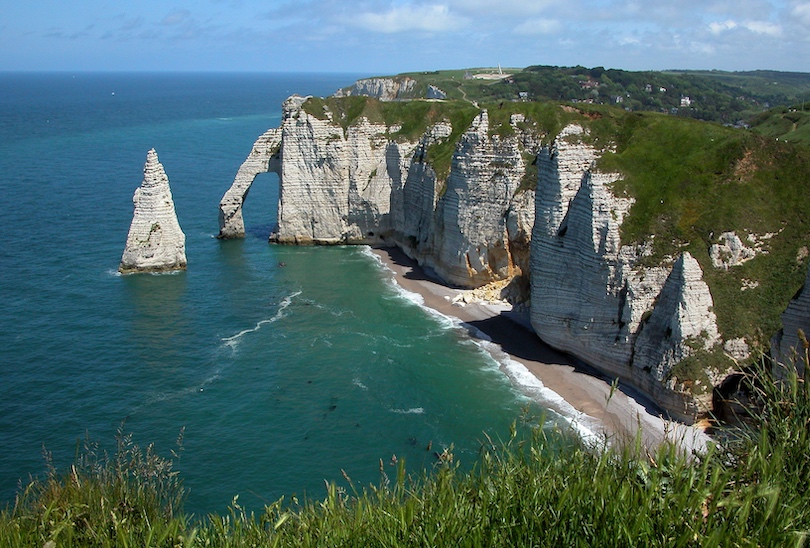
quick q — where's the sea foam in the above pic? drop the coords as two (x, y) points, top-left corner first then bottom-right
(365, 246), (603, 446)
(221, 290), (302, 350)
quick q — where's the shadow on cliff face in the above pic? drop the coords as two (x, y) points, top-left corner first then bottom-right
(466, 315), (576, 367)
(378, 244), (455, 286)
(465, 315), (668, 420)
(711, 370), (763, 427)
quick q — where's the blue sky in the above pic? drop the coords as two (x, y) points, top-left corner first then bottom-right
(1, 0), (808, 73)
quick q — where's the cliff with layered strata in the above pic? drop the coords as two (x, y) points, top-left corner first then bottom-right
(219, 96), (538, 288)
(219, 93), (810, 422)
(529, 126), (726, 421)
(120, 149), (186, 274)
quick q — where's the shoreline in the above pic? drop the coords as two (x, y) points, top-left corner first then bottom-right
(371, 246), (709, 453)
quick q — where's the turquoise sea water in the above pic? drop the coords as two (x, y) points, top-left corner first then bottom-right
(0, 72), (558, 515)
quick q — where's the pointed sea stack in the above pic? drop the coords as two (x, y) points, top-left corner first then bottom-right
(119, 149), (187, 274)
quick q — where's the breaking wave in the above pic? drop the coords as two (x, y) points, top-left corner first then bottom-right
(221, 290), (302, 350)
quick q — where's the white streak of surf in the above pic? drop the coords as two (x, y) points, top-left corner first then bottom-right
(353, 378), (368, 390)
(222, 290), (302, 350)
(468, 331), (603, 447)
(391, 407), (425, 415)
(363, 246), (603, 446)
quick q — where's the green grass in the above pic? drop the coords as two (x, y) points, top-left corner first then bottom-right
(2, 364), (810, 547)
(341, 65), (810, 126)
(750, 104), (810, 148)
(594, 111), (810, 353)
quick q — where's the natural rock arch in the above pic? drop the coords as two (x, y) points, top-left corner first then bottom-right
(217, 128), (282, 239)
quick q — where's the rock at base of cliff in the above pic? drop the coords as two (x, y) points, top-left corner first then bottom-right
(119, 149), (187, 274)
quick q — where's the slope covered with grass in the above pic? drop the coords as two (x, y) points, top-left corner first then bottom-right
(750, 103), (810, 147)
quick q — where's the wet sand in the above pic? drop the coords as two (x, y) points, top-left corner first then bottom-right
(372, 246), (709, 453)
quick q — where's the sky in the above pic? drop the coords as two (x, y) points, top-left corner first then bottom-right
(1, 0), (808, 73)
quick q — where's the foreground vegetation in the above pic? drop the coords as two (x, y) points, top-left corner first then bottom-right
(2, 360), (809, 546)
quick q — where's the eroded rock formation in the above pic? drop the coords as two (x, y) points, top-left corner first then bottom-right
(218, 101), (744, 422)
(429, 111), (535, 286)
(218, 97), (538, 289)
(709, 231), (759, 270)
(632, 253), (722, 388)
(530, 126), (724, 422)
(217, 128), (282, 239)
(334, 77), (418, 101)
(120, 149), (186, 274)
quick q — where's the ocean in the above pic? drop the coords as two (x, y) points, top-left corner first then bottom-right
(0, 72), (563, 515)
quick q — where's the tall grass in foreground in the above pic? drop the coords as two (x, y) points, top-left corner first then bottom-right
(2, 364), (809, 547)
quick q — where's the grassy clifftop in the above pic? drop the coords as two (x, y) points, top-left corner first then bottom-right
(749, 103), (810, 147)
(592, 109), (810, 370)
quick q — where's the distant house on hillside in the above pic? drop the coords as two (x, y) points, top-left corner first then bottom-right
(680, 95), (693, 107)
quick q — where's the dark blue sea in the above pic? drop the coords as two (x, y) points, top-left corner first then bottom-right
(0, 72), (574, 515)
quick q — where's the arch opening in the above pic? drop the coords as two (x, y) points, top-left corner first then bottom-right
(242, 171), (279, 240)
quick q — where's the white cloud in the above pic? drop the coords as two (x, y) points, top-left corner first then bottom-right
(708, 18), (781, 35)
(793, 2), (810, 26)
(350, 4), (465, 33)
(451, 0), (554, 16)
(743, 20), (781, 35)
(162, 9), (191, 26)
(709, 19), (738, 33)
(513, 18), (561, 35)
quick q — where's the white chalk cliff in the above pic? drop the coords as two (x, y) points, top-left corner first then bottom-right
(428, 111), (535, 286)
(530, 125), (724, 421)
(218, 97), (537, 289)
(218, 128), (282, 239)
(120, 149), (186, 274)
(219, 101), (735, 422)
(334, 77), (417, 101)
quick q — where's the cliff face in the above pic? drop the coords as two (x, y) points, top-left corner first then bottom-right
(334, 77), (417, 101)
(218, 128), (282, 239)
(428, 111), (535, 286)
(273, 96), (402, 244)
(120, 149), (186, 274)
(530, 126), (724, 422)
(218, 99), (749, 422)
(219, 97), (538, 288)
